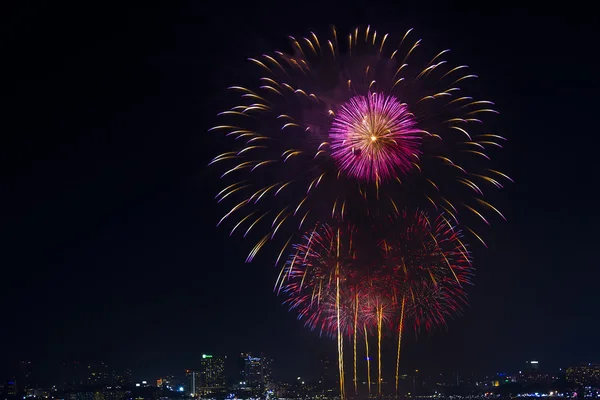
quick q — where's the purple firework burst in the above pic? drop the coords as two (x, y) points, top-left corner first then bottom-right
(329, 92), (422, 182)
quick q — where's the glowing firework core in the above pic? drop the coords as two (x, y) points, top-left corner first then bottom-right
(329, 92), (421, 182)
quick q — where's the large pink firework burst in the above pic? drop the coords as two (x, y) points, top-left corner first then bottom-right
(329, 92), (421, 182)
(210, 25), (510, 263)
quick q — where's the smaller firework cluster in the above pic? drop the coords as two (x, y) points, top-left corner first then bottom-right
(277, 210), (472, 396)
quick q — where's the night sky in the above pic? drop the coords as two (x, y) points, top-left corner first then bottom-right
(2, 1), (598, 385)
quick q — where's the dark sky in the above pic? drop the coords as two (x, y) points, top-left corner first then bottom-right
(2, 0), (598, 385)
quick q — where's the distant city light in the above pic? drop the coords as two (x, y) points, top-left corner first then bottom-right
(16, 356), (600, 400)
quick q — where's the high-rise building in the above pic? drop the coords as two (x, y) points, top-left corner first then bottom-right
(86, 363), (110, 387)
(566, 364), (600, 386)
(62, 362), (123, 390)
(262, 356), (273, 386)
(239, 353), (273, 390)
(198, 354), (226, 393)
(17, 361), (32, 393)
(521, 361), (550, 384)
(159, 375), (187, 393)
(185, 370), (200, 396)
(320, 357), (335, 389)
(112, 369), (131, 387)
(525, 360), (539, 372)
(62, 361), (86, 390)
(156, 375), (177, 391)
(2, 380), (17, 400)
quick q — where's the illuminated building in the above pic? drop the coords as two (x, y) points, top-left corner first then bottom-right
(320, 357), (335, 389)
(156, 375), (178, 391)
(62, 362), (130, 391)
(2, 380), (17, 400)
(239, 353), (273, 391)
(62, 361), (86, 390)
(525, 360), (539, 372)
(262, 356), (273, 386)
(519, 360), (552, 384)
(492, 373), (518, 386)
(185, 370), (200, 396)
(198, 354), (226, 394)
(85, 363), (110, 387)
(103, 387), (125, 400)
(17, 361), (32, 393)
(112, 369), (131, 387)
(566, 364), (600, 386)
(520, 367), (550, 384)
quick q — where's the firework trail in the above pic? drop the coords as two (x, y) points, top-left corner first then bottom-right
(277, 221), (385, 397)
(277, 221), (359, 398)
(210, 25), (511, 264)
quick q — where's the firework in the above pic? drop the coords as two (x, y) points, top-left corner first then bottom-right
(209, 23), (505, 400)
(329, 92), (421, 182)
(379, 208), (473, 393)
(278, 221), (387, 396)
(279, 210), (473, 396)
(278, 221), (362, 398)
(210, 25), (510, 263)
(277, 220), (399, 336)
(381, 209), (473, 332)
(278, 211), (472, 397)
(277, 221), (364, 336)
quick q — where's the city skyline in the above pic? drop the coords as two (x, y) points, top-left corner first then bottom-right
(3, 357), (600, 400)
(3, 357), (599, 388)
(2, 0), (599, 390)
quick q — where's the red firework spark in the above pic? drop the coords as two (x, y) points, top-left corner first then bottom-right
(279, 209), (472, 338)
(277, 221), (360, 336)
(381, 209), (474, 332)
